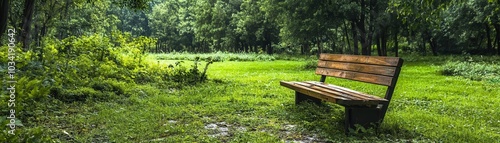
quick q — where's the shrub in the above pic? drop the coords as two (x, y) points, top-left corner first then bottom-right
(90, 80), (126, 95)
(154, 52), (279, 62)
(0, 32), (213, 109)
(303, 60), (318, 70)
(166, 57), (213, 85)
(441, 61), (500, 82)
(50, 87), (103, 103)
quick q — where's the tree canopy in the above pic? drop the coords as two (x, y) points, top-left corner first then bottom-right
(1, 0), (500, 55)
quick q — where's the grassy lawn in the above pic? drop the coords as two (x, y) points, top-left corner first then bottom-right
(13, 56), (500, 142)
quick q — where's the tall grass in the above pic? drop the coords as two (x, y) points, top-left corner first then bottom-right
(152, 51), (316, 62)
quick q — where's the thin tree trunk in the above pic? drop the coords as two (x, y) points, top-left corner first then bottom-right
(381, 28), (388, 56)
(357, 0), (367, 55)
(20, 0), (36, 51)
(394, 26), (399, 57)
(486, 24), (492, 51)
(0, 0), (9, 45)
(351, 21), (358, 55)
(332, 40), (338, 53)
(495, 24), (500, 55)
(60, 0), (71, 39)
(316, 38), (322, 57)
(302, 42), (310, 55)
(376, 35), (382, 56)
(420, 34), (426, 56)
(343, 21), (351, 51)
(429, 38), (437, 56)
(34, 24), (39, 47)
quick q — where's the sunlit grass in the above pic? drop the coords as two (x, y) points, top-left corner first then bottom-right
(13, 55), (500, 142)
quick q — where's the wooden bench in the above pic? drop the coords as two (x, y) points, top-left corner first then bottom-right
(280, 53), (403, 132)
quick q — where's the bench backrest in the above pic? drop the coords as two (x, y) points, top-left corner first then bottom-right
(316, 54), (403, 87)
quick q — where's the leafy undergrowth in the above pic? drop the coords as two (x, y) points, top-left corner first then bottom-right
(0, 33), (212, 142)
(2, 55), (500, 142)
(153, 51), (315, 62)
(441, 61), (500, 83)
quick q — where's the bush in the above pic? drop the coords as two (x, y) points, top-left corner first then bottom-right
(155, 52), (308, 62)
(441, 61), (500, 82)
(303, 60), (318, 70)
(0, 32), (213, 111)
(166, 57), (213, 84)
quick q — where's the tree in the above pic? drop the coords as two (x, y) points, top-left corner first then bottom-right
(263, 0), (345, 55)
(0, 0), (9, 45)
(19, 0), (35, 51)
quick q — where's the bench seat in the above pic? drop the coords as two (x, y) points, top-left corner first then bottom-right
(280, 81), (387, 106)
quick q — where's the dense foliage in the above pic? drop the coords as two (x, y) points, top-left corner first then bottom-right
(2, 0), (500, 56)
(442, 60), (500, 82)
(0, 32), (212, 141)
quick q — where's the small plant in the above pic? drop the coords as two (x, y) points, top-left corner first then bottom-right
(166, 57), (213, 85)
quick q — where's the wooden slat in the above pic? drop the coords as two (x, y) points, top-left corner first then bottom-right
(293, 82), (360, 100)
(317, 60), (397, 76)
(280, 81), (383, 106)
(304, 81), (386, 101)
(315, 68), (393, 86)
(319, 54), (402, 67)
(280, 81), (339, 103)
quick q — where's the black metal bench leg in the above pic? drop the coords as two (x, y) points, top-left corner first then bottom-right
(344, 106), (382, 133)
(295, 91), (321, 105)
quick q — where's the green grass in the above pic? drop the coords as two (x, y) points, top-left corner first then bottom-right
(4, 55), (500, 142)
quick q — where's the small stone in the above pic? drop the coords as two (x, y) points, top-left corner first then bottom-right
(236, 127), (247, 131)
(284, 125), (296, 130)
(205, 123), (218, 129)
(218, 127), (229, 132)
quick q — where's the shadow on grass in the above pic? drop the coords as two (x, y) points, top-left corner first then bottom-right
(275, 101), (428, 142)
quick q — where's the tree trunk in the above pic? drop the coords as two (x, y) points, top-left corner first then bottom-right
(59, 0), (71, 39)
(381, 28), (388, 56)
(34, 24), (39, 47)
(357, 0), (375, 56)
(0, 0), (9, 45)
(394, 26), (399, 57)
(244, 43), (248, 53)
(429, 38), (437, 56)
(343, 21), (351, 51)
(300, 44), (304, 55)
(316, 39), (322, 58)
(351, 22), (358, 55)
(266, 42), (273, 55)
(356, 19), (372, 56)
(332, 40), (339, 53)
(494, 24), (500, 55)
(376, 34), (382, 56)
(20, 0), (36, 51)
(302, 43), (310, 55)
(420, 34), (426, 56)
(486, 24), (492, 51)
